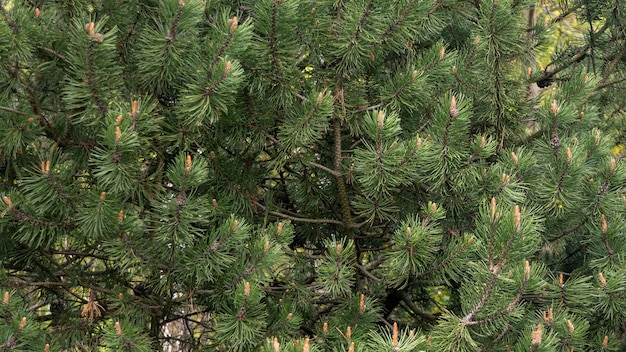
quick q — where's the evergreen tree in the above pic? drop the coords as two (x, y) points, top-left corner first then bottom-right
(1, 0), (625, 351)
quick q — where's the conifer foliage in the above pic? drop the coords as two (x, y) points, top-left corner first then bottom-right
(1, 0), (626, 351)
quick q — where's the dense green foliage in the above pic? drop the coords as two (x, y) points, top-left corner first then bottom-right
(1, 0), (626, 351)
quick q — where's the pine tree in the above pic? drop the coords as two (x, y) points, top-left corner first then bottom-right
(1, 0), (625, 351)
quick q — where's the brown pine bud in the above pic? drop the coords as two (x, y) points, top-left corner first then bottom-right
(527, 67), (532, 80)
(317, 92), (324, 105)
(511, 151), (518, 165)
(567, 319), (574, 335)
(450, 96), (459, 117)
(524, 260), (530, 280)
(286, 312), (293, 321)
(359, 293), (366, 313)
(118, 210), (124, 225)
(212, 199), (218, 208)
(115, 114), (123, 126)
(19, 317), (27, 330)
(514, 205), (521, 232)
(209, 151), (215, 160)
(548, 308), (553, 324)
(599, 272), (607, 288)
(131, 100), (138, 117)
(303, 338), (310, 352)
(229, 16), (238, 33)
(346, 326), (352, 339)
(452, 65), (457, 75)
(601, 214), (608, 234)
(35, 7), (41, 18)
(490, 197), (497, 222)
(559, 273), (564, 287)
(377, 110), (384, 128)
(115, 126), (122, 143)
(348, 342), (355, 352)
(232, 219), (239, 231)
(273, 337), (280, 352)
(92, 33), (103, 43)
(439, 45), (445, 60)
(185, 154), (192, 173)
(244, 281), (250, 297)
(603, 335), (609, 348)
(550, 99), (559, 115)
(3, 291), (8, 306)
(610, 157), (616, 171)
(100, 192), (106, 202)
(323, 321), (328, 335)
(277, 222), (283, 235)
(531, 324), (542, 346)
(502, 173), (510, 185)
(392, 322), (399, 347)
(566, 147), (572, 165)
(224, 61), (232, 75)
(115, 321), (122, 335)
(44, 344), (50, 352)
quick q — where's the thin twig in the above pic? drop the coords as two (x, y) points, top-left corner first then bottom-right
(0, 105), (30, 116)
(252, 200), (345, 226)
(306, 160), (342, 177)
(355, 263), (382, 282)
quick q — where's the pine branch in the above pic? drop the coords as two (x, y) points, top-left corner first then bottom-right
(208, 22), (235, 71)
(86, 42), (108, 117)
(399, 290), (437, 321)
(251, 200), (346, 226)
(0, 105), (30, 116)
(354, 103), (382, 113)
(596, 76), (626, 90)
(305, 160), (342, 177)
(37, 46), (66, 60)
(352, 0), (374, 43)
(165, 3), (185, 41)
(464, 274), (529, 326)
(600, 42), (626, 83)
(332, 115), (353, 230)
(381, 0), (421, 40)
(9, 66), (42, 116)
(354, 263), (382, 282)
(459, 267), (501, 325)
(269, 0), (282, 81)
